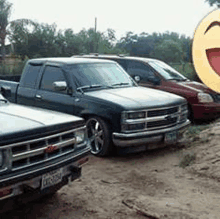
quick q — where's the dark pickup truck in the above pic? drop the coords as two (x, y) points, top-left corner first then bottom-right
(0, 93), (90, 212)
(73, 54), (220, 121)
(0, 57), (190, 156)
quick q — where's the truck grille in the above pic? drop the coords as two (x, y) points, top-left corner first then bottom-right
(148, 106), (178, 117)
(147, 117), (177, 128)
(3, 126), (86, 171)
(122, 104), (188, 133)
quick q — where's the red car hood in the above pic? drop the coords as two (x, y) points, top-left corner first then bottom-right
(177, 80), (217, 94)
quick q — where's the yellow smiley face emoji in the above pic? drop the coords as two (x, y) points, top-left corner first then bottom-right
(192, 9), (220, 93)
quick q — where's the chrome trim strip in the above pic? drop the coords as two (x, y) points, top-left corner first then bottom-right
(0, 147), (90, 184)
(121, 105), (181, 114)
(12, 138), (76, 161)
(123, 113), (179, 124)
(1, 126), (86, 150)
(113, 120), (190, 147)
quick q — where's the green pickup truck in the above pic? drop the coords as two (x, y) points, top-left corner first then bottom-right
(0, 57), (190, 156)
(0, 93), (90, 212)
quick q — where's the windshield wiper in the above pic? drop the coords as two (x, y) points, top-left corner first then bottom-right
(0, 99), (7, 103)
(111, 82), (130, 87)
(167, 78), (188, 82)
(77, 84), (108, 93)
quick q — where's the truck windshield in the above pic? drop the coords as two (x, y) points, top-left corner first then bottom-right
(148, 60), (188, 81)
(67, 63), (134, 90)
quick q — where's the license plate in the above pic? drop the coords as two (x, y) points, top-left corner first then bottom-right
(165, 131), (177, 144)
(41, 168), (63, 190)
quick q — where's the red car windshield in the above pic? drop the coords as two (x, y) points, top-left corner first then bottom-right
(148, 60), (188, 81)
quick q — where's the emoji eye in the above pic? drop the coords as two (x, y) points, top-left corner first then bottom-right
(204, 21), (220, 34)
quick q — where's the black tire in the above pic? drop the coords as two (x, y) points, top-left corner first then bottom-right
(86, 116), (112, 156)
(188, 104), (194, 122)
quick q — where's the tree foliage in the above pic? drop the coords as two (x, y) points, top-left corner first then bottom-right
(0, 0), (12, 59)
(2, 0), (193, 65)
(117, 31), (192, 63)
(205, 0), (220, 7)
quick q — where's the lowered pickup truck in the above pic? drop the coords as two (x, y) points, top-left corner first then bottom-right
(0, 57), (190, 156)
(0, 93), (90, 212)
(73, 54), (220, 121)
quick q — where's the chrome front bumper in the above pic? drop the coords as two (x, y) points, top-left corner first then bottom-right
(112, 120), (190, 147)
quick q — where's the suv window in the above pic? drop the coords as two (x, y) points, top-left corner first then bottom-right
(40, 66), (67, 93)
(126, 60), (157, 82)
(112, 59), (127, 71)
(21, 64), (42, 88)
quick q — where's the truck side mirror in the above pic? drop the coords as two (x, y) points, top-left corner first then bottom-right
(53, 81), (67, 91)
(134, 76), (140, 83)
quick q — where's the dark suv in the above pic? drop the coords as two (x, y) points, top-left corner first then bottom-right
(73, 54), (220, 121)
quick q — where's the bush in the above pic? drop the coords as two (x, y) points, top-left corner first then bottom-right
(179, 152), (196, 168)
(0, 60), (27, 75)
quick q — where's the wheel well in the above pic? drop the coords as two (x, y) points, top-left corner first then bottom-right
(187, 104), (194, 122)
(82, 114), (113, 131)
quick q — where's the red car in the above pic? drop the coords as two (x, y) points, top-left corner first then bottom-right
(73, 55), (220, 121)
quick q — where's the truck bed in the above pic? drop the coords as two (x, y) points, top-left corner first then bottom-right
(0, 75), (21, 82)
(0, 78), (19, 103)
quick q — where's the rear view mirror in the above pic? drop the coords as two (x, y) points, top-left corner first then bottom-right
(134, 76), (140, 83)
(53, 81), (67, 91)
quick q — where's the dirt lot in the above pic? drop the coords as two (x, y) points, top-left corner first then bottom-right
(2, 120), (220, 219)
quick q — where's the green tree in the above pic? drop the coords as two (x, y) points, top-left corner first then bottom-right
(152, 39), (183, 63)
(10, 22), (60, 58)
(205, 0), (220, 7)
(0, 0), (12, 60)
(8, 19), (36, 59)
(0, 0), (34, 60)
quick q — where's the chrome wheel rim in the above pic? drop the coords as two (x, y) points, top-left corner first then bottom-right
(86, 118), (104, 154)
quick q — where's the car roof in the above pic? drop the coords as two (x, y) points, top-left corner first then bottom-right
(72, 54), (159, 63)
(28, 57), (116, 65)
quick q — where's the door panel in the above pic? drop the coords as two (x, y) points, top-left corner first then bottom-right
(34, 65), (74, 115)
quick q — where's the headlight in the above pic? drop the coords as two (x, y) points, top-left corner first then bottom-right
(122, 111), (146, 120)
(75, 129), (86, 144)
(197, 93), (214, 103)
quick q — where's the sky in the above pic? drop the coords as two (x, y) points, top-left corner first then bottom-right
(8, 0), (216, 40)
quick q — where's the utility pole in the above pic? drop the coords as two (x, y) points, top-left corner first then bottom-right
(95, 17), (97, 33)
(94, 17), (98, 53)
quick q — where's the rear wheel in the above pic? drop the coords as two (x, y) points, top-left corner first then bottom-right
(86, 116), (112, 156)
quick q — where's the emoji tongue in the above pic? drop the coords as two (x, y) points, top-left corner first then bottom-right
(206, 48), (220, 76)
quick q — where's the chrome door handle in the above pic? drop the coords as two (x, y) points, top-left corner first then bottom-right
(35, 94), (42, 100)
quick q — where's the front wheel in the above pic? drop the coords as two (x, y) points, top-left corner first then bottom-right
(86, 116), (112, 156)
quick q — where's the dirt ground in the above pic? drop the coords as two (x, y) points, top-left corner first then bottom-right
(2, 120), (220, 219)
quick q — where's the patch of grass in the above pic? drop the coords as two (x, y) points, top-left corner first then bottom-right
(179, 152), (196, 168)
(185, 123), (210, 140)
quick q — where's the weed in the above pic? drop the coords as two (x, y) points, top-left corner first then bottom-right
(179, 152), (196, 168)
(185, 124), (210, 140)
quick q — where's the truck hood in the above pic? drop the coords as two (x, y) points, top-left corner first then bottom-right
(0, 102), (83, 136)
(86, 86), (186, 110)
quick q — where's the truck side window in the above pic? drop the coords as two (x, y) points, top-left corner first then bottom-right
(40, 66), (67, 93)
(21, 64), (42, 88)
(126, 61), (157, 82)
(113, 59), (127, 71)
